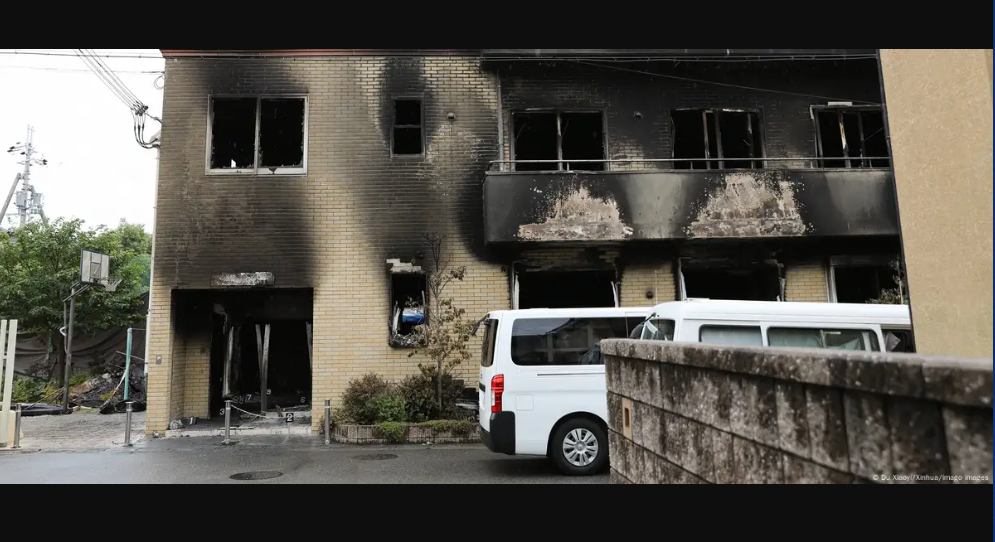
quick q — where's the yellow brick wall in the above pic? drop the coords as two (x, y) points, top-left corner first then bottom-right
(784, 263), (829, 302)
(145, 282), (173, 434)
(620, 260), (676, 306)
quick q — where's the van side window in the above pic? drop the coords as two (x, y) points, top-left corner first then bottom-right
(699, 325), (763, 347)
(641, 319), (675, 341)
(511, 318), (629, 366)
(480, 320), (498, 368)
(767, 328), (880, 352)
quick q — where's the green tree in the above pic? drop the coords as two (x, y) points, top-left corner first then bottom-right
(0, 218), (151, 383)
(406, 233), (476, 413)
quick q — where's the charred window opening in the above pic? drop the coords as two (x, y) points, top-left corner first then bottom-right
(209, 96), (307, 174)
(814, 107), (889, 168)
(680, 262), (781, 302)
(516, 270), (617, 309)
(832, 264), (898, 303)
(511, 111), (606, 172)
(671, 109), (764, 170)
(392, 99), (424, 156)
(387, 260), (427, 347)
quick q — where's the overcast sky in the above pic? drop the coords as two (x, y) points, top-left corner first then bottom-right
(0, 49), (164, 233)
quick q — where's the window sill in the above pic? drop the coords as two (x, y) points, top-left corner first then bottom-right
(206, 168), (308, 176)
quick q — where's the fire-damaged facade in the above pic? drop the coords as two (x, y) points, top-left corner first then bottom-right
(146, 49), (903, 434)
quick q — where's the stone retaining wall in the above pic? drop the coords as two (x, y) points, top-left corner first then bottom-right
(603, 339), (993, 484)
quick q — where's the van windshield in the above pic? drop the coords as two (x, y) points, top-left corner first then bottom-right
(640, 319), (675, 341)
(480, 319), (498, 368)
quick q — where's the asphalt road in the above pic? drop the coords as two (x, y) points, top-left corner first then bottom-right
(0, 436), (608, 484)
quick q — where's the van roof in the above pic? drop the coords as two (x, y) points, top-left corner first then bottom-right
(487, 307), (653, 319)
(647, 299), (910, 321)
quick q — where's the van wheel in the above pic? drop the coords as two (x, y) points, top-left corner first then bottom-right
(549, 418), (608, 476)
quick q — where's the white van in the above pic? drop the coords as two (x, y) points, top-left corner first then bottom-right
(477, 307), (651, 476)
(638, 299), (914, 352)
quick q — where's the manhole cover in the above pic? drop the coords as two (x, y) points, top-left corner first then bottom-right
(353, 453), (398, 461)
(230, 471), (283, 481)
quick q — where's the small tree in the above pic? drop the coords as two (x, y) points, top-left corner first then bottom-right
(868, 259), (909, 305)
(407, 233), (476, 413)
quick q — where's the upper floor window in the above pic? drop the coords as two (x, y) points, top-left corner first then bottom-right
(813, 106), (889, 168)
(208, 96), (308, 175)
(392, 98), (424, 156)
(671, 109), (764, 170)
(511, 110), (606, 172)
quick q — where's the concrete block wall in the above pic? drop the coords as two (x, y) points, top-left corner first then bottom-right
(604, 339), (993, 484)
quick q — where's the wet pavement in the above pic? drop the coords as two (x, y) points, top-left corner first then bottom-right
(0, 435), (609, 484)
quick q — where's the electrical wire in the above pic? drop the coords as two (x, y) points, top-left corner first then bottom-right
(0, 64), (162, 74)
(569, 59), (882, 105)
(73, 49), (162, 149)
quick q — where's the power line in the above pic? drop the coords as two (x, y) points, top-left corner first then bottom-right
(0, 64), (162, 74)
(570, 60), (882, 105)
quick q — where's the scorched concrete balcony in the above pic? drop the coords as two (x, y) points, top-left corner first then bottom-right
(482, 161), (899, 244)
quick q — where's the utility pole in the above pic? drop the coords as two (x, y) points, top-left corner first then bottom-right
(3, 125), (48, 228)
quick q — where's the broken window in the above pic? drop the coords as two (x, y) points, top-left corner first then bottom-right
(829, 256), (900, 303)
(514, 270), (617, 309)
(678, 261), (782, 302)
(814, 107), (890, 168)
(671, 109), (764, 169)
(511, 111), (605, 172)
(209, 96), (307, 174)
(387, 260), (427, 347)
(392, 99), (424, 156)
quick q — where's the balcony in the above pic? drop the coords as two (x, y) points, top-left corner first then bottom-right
(482, 159), (898, 244)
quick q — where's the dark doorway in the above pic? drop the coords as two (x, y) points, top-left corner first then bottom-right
(682, 265), (781, 301)
(518, 270), (617, 309)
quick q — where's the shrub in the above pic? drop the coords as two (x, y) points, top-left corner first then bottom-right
(370, 392), (406, 423)
(398, 364), (465, 422)
(375, 422), (406, 444)
(340, 373), (394, 425)
(11, 376), (43, 404)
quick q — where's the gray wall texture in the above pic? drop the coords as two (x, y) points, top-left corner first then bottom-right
(603, 339), (993, 484)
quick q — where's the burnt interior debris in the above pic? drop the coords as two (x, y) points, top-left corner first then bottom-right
(816, 108), (889, 168)
(210, 97), (306, 171)
(833, 264), (897, 303)
(512, 111), (606, 172)
(210, 98), (256, 169)
(392, 99), (424, 155)
(389, 271), (427, 338)
(671, 109), (763, 170)
(517, 270), (617, 309)
(259, 98), (306, 169)
(171, 289), (313, 416)
(682, 264), (781, 301)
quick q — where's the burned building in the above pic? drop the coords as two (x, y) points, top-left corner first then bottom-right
(146, 49), (902, 434)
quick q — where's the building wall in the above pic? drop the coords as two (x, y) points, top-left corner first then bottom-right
(496, 59), (884, 169)
(879, 50), (994, 357)
(148, 54), (896, 432)
(784, 262), (829, 302)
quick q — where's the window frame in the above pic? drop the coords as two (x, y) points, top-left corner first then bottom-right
(669, 107), (767, 170)
(766, 326), (882, 352)
(827, 254), (896, 304)
(205, 94), (309, 176)
(811, 104), (888, 169)
(508, 316), (631, 367)
(509, 108), (609, 172)
(390, 96), (426, 159)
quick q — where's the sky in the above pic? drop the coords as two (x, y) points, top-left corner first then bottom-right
(0, 49), (165, 233)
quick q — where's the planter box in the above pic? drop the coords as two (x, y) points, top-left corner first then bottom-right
(332, 423), (480, 445)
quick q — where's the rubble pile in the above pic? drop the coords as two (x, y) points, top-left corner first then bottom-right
(68, 363), (146, 414)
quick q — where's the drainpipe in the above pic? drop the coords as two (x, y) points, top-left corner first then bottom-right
(144, 132), (161, 381)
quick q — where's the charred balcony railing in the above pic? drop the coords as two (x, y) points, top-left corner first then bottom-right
(482, 159), (898, 244)
(487, 156), (893, 172)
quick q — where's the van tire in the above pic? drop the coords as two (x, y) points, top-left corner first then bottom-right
(549, 418), (608, 476)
